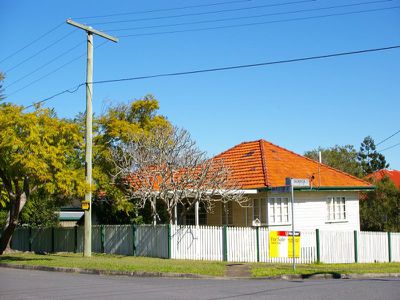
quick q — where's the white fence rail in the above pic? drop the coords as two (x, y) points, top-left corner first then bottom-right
(8, 225), (400, 264)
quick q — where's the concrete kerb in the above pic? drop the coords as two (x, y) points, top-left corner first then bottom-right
(1, 263), (399, 280)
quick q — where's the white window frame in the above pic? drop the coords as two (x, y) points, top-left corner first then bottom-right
(326, 196), (346, 222)
(267, 197), (290, 225)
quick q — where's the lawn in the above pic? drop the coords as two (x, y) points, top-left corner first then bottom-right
(251, 262), (400, 277)
(0, 252), (226, 276)
(1, 253), (400, 278)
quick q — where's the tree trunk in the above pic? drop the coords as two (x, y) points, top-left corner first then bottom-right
(0, 192), (26, 255)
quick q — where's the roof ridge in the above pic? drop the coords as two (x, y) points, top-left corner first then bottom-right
(259, 139), (371, 186)
(259, 139), (270, 186)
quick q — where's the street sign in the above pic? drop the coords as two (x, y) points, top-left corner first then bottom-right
(270, 186), (291, 194)
(285, 178), (310, 187)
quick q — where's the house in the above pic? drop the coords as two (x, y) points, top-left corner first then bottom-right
(365, 169), (400, 190)
(193, 139), (373, 231)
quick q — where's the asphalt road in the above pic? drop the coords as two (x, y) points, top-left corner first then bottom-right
(0, 268), (399, 300)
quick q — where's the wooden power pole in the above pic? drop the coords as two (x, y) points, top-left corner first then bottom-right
(66, 19), (118, 257)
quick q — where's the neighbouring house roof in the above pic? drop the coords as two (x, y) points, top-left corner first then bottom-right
(365, 169), (400, 190)
(213, 139), (372, 190)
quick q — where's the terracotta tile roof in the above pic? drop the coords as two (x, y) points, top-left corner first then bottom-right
(365, 169), (400, 190)
(213, 139), (372, 189)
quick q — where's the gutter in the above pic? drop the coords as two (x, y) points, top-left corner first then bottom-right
(258, 186), (375, 192)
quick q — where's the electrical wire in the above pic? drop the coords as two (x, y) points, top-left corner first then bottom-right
(8, 41), (109, 98)
(23, 83), (85, 110)
(117, 6), (400, 38)
(5, 41), (83, 89)
(105, 0), (392, 32)
(0, 22), (65, 64)
(376, 129), (400, 146)
(5, 30), (77, 73)
(379, 142), (400, 152)
(21, 44), (400, 109)
(91, 0), (317, 26)
(73, 0), (253, 19)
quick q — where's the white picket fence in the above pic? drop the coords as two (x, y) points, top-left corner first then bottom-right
(9, 225), (400, 264)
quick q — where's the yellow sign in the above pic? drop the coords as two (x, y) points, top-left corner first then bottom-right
(269, 231), (300, 258)
(81, 201), (90, 211)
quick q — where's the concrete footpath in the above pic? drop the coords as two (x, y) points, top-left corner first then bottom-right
(1, 262), (400, 280)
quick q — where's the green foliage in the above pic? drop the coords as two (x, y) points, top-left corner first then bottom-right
(91, 95), (172, 222)
(360, 176), (400, 232)
(0, 103), (86, 198)
(358, 136), (389, 176)
(0, 210), (7, 229)
(19, 189), (64, 227)
(304, 145), (363, 177)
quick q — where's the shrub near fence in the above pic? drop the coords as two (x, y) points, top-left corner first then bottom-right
(9, 225), (400, 264)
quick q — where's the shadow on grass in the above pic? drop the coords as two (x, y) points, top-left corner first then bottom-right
(0, 255), (52, 262)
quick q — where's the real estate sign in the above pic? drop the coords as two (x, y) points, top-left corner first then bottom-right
(269, 231), (300, 258)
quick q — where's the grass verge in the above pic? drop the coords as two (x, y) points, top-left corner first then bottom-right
(1, 253), (399, 278)
(0, 252), (226, 276)
(251, 262), (400, 277)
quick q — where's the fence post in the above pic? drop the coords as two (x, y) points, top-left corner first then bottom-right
(74, 226), (78, 253)
(168, 224), (172, 259)
(256, 227), (260, 262)
(388, 232), (392, 263)
(100, 225), (105, 253)
(51, 227), (55, 253)
(29, 227), (32, 252)
(316, 229), (320, 263)
(222, 225), (228, 262)
(132, 224), (136, 256)
(354, 230), (358, 263)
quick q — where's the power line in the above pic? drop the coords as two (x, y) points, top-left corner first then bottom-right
(23, 83), (85, 110)
(5, 30), (77, 73)
(91, 0), (316, 26)
(0, 22), (65, 64)
(106, 0), (392, 32)
(379, 142), (400, 152)
(74, 0), (253, 19)
(22, 44), (400, 109)
(376, 129), (400, 146)
(117, 5), (400, 38)
(8, 41), (109, 98)
(5, 41), (83, 89)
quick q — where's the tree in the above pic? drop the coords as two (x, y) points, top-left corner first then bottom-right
(360, 176), (400, 231)
(358, 136), (389, 176)
(0, 72), (5, 102)
(92, 95), (172, 221)
(0, 104), (85, 254)
(110, 126), (248, 224)
(304, 145), (363, 177)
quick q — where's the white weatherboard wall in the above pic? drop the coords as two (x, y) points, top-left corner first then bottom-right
(264, 191), (360, 232)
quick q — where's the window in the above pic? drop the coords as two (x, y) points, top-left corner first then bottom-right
(268, 197), (289, 225)
(222, 201), (233, 225)
(326, 196), (346, 221)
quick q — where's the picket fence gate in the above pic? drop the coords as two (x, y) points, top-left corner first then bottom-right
(7, 225), (400, 264)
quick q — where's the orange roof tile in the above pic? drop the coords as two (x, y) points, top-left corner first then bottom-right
(365, 169), (400, 190)
(214, 139), (372, 189)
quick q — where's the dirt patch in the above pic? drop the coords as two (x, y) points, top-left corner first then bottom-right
(225, 263), (251, 278)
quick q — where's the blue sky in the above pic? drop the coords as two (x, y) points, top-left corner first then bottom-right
(1, 0), (400, 169)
